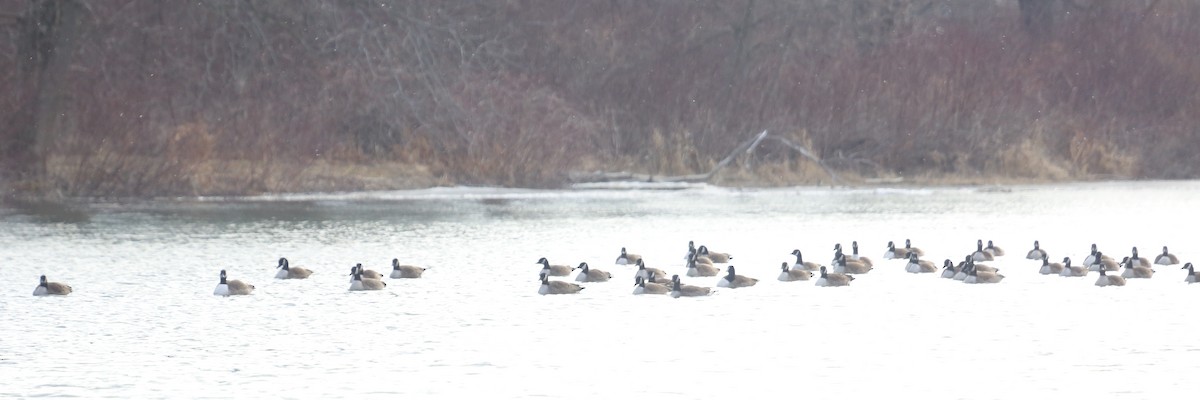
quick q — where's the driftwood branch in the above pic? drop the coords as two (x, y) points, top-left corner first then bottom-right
(568, 130), (842, 186)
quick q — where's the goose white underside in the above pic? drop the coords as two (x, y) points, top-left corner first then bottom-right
(1186, 275), (1197, 283)
(716, 278), (731, 288)
(953, 271), (967, 281)
(539, 284), (551, 295)
(905, 263), (921, 273)
(1121, 269), (1134, 278)
(1027, 250), (1046, 260)
(389, 271), (404, 279)
(1083, 255), (1097, 265)
(687, 268), (702, 277)
(1039, 265), (1053, 275)
(575, 272), (589, 282)
(963, 275), (977, 284)
(1095, 276), (1109, 286)
(616, 257), (630, 265)
(941, 270), (956, 279)
(213, 284), (230, 296)
(33, 287), (51, 296)
(883, 251), (897, 259)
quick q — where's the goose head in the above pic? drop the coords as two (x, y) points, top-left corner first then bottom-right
(278, 257), (289, 270)
(781, 262), (790, 272)
(219, 270), (228, 284)
(579, 262), (590, 273)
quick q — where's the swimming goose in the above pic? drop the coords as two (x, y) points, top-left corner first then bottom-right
(1086, 252), (1119, 271)
(670, 275), (713, 298)
(1120, 257), (1154, 279)
(1026, 240), (1047, 260)
(635, 259), (669, 280)
(389, 258), (427, 279)
(33, 275), (72, 296)
(1038, 255), (1064, 275)
(349, 266), (387, 291)
(575, 262), (612, 282)
(1155, 246), (1180, 265)
(698, 245), (732, 263)
(539, 273), (584, 295)
(905, 253), (938, 273)
(833, 254), (872, 274)
(963, 263), (1005, 284)
(645, 272), (674, 285)
(717, 265), (757, 288)
(1083, 244), (1112, 266)
(1129, 247), (1152, 268)
(985, 240), (1005, 257)
(615, 247), (642, 265)
(883, 241), (909, 259)
(903, 239), (924, 257)
(537, 257), (574, 277)
(940, 260), (959, 279)
(815, 266), (854, 287)
(1059, 257), (1088, 277)
(779, 262), (813, 281)
(683, 241), (697, 260)
(350, 261), (384, 279)
(1183, 263), (1197, 283)
(1095, 267), (1127, 287)
(790, 249), (822, 271)
(972, 240), (994, 261)
(275, 257), (314, 279)
(214, 270), (254, 296)
(686, 256), (721, 277)
(633, 276), (670, 295)
(954, 258), (997, 280)
(849, 241), (874, 267)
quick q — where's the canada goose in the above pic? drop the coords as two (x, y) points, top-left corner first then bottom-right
(1182, 263), (1198, 283)
(33, 275), (72, 296)
(963, 263), (1005, 284)
(971, 240), (994, 262)
(1086, 252), (1119, 272)
(778, 262), (813, 281)
(389, 258), (427, 279)
(815, 266), (854, 287)
(940, 260), (959, 279)
(633, 276), (670, 295)
(615, 247), (642, 265)
(349, 266), (387, 291)
(954, 257), (997, 280)
(1155, 246), (1180, 265)
(903, 239), (924, 257)
(537, 257), (574, 277)
(539, 272), (584, 295)
(790, 249), (821, 271)
(984, 240), (1005, 257)
(717, 265), (757, 288)
(275, 257), (314, 279)
(1120, 257), (1154, 279)
(1059, 257), (1088, 277)
(833, 254), (872, 274)
(850, 241), (874, 267)
(698, 245), (732, 263)
(575, 262), (612, 282)
(1129, 247), (1152, 268)
(635, 259), (668, 280)
(214, 270), (254, 296)
(883, 241), (909, 259)
(1083, 244), (1111, 266)
(1026, 240), (1047, 260)
(905, 253), (937, 273)
(1095, 267), (1127, 287)
(670, 275), (713, 298)
(1038, 255), (1064, 275)
(646, 272), (673, 285)
(686, 256), (721, 277)
(350, 263), (384, 281)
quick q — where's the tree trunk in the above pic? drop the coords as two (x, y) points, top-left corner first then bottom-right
(16, 0), (85, 189)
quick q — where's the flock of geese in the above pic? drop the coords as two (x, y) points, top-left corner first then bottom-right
(29, 240), (1199, 297)
(535, 239), (1199, 297)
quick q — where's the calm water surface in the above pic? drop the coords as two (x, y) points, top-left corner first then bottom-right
(2, 182), (1198, 399)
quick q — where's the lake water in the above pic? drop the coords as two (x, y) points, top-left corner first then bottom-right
(2, 182), (1198, 399)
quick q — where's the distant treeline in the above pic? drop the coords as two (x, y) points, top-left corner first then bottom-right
(1, 0), (1197, 198)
